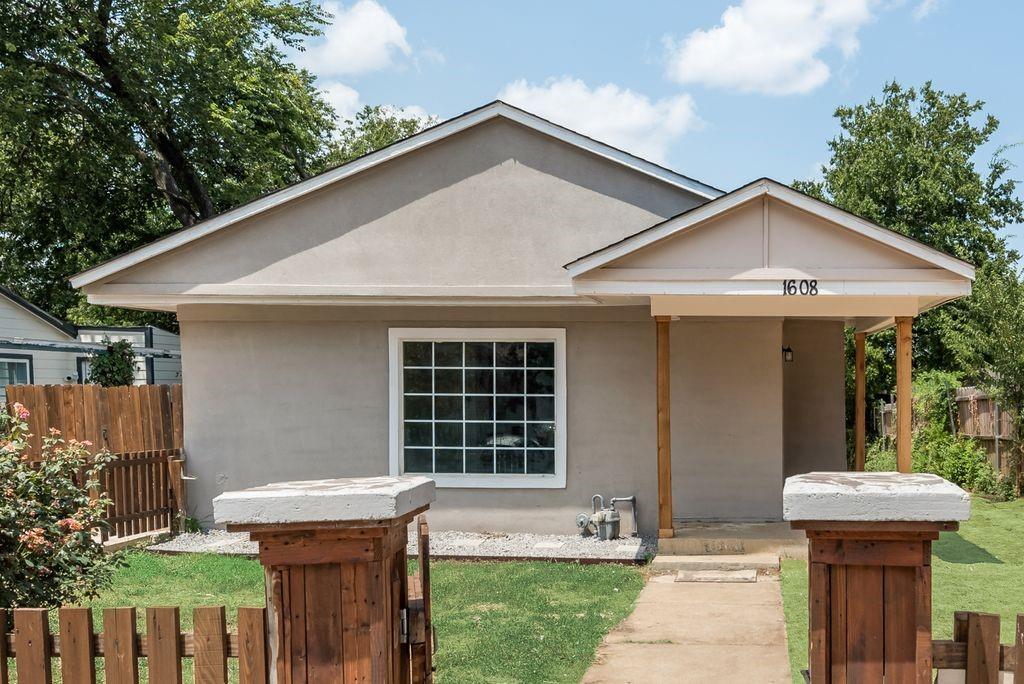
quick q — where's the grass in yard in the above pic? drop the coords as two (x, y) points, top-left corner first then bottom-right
(39, 552), (642, 684)
(781, 497), (1024, 683)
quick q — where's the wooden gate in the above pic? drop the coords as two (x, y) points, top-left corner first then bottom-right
(408, 517), (434, 683)
(96, 449), (187, 541)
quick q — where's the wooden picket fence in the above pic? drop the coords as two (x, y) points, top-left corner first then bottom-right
(932, 611), (1023, 682)
(95, 449), (187, 541)
(0, 606), (267, 684)
(5, 384), (183, 458)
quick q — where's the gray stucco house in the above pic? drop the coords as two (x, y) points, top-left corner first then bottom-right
(71, 101), (974, 536)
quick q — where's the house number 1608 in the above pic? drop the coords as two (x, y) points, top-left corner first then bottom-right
(782, 279), (818, 296)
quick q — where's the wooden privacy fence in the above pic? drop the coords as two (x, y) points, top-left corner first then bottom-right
(932, 611), (1023, 682)
(5, 384), (183, 458)
(879, 385), (1019, 477)
(95, 449), (187, 541)
(0, 606), (268, 684)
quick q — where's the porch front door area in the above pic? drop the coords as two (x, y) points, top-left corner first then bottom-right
(566, 179), (976, 538)
(668, 317), (846, 523)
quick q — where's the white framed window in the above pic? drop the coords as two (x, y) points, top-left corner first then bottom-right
(0, 355), (33, 403)
(389, 328), (567, 488)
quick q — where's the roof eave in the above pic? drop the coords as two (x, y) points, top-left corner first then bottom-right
(70, 101), (722, 290)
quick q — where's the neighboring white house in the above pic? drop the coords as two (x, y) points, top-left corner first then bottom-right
(0, 286), (182, 402)
(71, 101), (974, 534)
(0, 286), (80, 401)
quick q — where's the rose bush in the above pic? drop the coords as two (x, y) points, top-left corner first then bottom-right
(0, 402), (121, 607)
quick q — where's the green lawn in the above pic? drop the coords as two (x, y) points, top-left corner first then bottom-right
(781, 497), (1024, 682)
(70, 552), (643, 684)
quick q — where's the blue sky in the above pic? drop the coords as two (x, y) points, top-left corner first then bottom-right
(292, 0), (1024, 252)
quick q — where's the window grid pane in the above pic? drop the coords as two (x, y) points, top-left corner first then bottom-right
(401, 340), (556, 476)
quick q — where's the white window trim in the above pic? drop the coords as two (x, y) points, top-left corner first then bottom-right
(0, 356), (32, 384)
(389, 328), (567, 489)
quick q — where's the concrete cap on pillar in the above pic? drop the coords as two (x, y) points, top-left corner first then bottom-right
(783, 472), (970, 522)
(213, 475), (436, 526)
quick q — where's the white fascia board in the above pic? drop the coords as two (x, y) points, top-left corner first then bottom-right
(85, 293), (596, 310)
(70, 102), (721, 290)
(566, 179), (977, 281)
(575, 280), (972, 297)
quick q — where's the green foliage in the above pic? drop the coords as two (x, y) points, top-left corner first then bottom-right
(913, 369), (962, 429)
(915, 426), (999, 495)
(864, 439), (897, 472)
(0, 402), (120, 607)
(864, 369), (1012, 498)
(946, 261), (1024, 495)
(326, 105), (436, 167)
(88, 337), (137, 387)
(797, 82), (1023, 431)
(0, 0), (336, 326)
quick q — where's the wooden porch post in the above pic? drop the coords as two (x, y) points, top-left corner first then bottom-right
(896, 317), (913, 473)
(656, 316), (674, 539)
(854, 332), (867, 471)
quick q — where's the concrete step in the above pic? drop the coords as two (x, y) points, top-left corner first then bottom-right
(674, 568), (758, 583)
(650, 552), (780, 574)
(657, 522), (807, 558)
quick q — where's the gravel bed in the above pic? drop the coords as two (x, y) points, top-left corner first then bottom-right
(149, 529), (257, 556)
(149, 529), (655, 562)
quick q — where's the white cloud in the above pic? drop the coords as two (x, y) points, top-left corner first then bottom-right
(320, 82), (362, 120)
(387, 104), (434, 125)
(498, 77), (700, 163)
(664, 0), (876, 95)
(912, 0), (939, 20)
(297, 0), (411, 78)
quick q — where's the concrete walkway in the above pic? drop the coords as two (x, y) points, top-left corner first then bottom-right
(582, 574), (792, 683)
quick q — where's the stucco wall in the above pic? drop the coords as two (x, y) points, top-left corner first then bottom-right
(178, 306), (846, 533)
(179, 305), (659, 533)
(671, 319), (786, 521)
(106, 118), (704, 292)
(783, 319), (847, 476)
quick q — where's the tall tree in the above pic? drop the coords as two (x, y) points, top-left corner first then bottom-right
(0, 0), (336, 326)
(947, 259), (1024, 494)
(796, 81), (1023, 432)
(326, 105), (435, 167)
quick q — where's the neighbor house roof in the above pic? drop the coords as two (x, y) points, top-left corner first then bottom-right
(564, 178), (976, 280)
(70, 100), (724, 290)
(0, 286), (78, 337)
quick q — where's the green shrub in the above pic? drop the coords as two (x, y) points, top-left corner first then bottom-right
(864, 428), (1012, 499)
(913, 426), (999, 494)
(88, 337), (137, 387)
(0, 403), (121, 607)
(865, 440), (897, 472)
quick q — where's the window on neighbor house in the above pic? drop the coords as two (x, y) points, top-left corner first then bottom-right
(390, 329), (566, 488)
(0, 356), (32, 403)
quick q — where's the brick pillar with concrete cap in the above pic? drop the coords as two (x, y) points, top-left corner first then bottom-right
(784, 472), (971, 684)
(213, 475), (436, 684)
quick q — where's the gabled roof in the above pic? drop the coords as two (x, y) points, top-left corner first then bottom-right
(0, 286), (78, 337)
(564, 178), (976, 280)
(71, 100), (724, 290)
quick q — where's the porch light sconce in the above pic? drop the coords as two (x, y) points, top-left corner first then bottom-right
(782, 346), (794, 363)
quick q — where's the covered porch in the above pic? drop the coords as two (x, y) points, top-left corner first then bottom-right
(566, 179), (975, 539)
